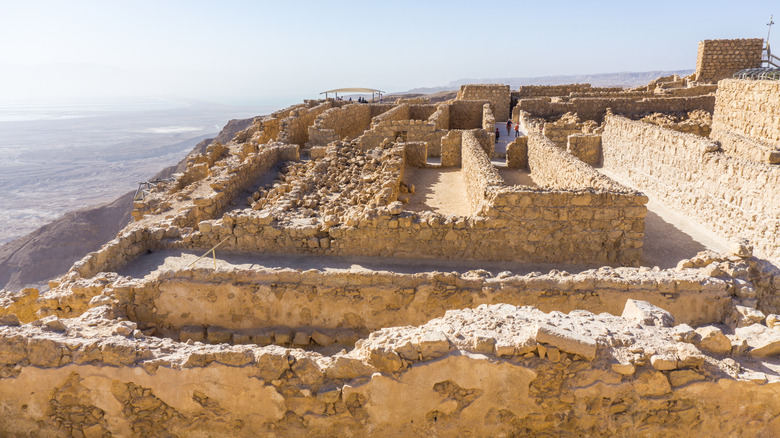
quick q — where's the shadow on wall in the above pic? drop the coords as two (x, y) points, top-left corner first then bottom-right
(641, 210), (706, 269)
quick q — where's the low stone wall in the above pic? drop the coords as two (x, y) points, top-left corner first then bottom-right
(516, 84), (623, 98)
(457, 84), (511, 121)
(518, 95), (715, 123)
(602, 115), (780, 263)
(712, 79), (780, 148)
(461, 131), (503, 214)
(694, 38), (764, 83)
(127, 265), (731, 338)
(80, 143), (300, 279)
(3, 301), (778, 436)
(567, 133), (601, 165)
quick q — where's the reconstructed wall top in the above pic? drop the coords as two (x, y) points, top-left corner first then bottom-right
(457, 84), (511, 121)
(694, 38), (764, 83)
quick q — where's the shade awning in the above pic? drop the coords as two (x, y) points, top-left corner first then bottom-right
(320, 87), (385, 95)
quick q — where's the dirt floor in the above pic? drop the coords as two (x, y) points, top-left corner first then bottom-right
(402, 165), (471, 215)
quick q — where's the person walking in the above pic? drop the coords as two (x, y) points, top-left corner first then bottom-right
(506, 120), (512, 136)
(514, 123), (520, 138)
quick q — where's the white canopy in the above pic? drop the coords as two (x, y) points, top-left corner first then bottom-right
(320, 88), (385, 99)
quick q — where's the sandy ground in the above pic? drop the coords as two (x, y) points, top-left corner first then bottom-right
(402, 165), (471, 215)
(598, 167), (730, 267)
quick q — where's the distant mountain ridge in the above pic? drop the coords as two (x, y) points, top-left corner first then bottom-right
(402, 70), (695, 94)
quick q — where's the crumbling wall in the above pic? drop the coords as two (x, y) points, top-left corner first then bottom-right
(429, 103), (450, 130)
(517, 95), (715, 123)
(307, 104), (393, 147)
(457, 84), (511, 121)
(602, 115), (780, 263)
(2, 303), (778, 436)
(279, 101), (334, 146)
(711, 79), (780, 163)
(694, 38), (764, 83)
(357, 119), (441, 153)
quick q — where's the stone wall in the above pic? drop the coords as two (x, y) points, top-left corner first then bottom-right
(506, 137), (528, 169)
(279, 101), (334, 146)
(567, 133), (601, 165)
(516, 84), (623, 98)
(517, 95), (715, 123)
(602, 115), (780, 263)
(448, 100), (487, 129)
(461, 131), (503, 215)
(694, 38), (764, 83)
(457, 84), (511, 121)
(128, 265), (731, 339)
(440, 130), (462, 167)
(429, 103), (450, 130)
(357, 119), (441, 154)
(3, 301), (779, 436)
(711, 79), (780, 162)
(307, 104), (393, 147)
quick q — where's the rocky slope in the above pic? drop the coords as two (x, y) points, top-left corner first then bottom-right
(0, 117), (257, 292)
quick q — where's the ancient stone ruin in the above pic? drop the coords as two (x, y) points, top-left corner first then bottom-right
(1, 38), (779, 436)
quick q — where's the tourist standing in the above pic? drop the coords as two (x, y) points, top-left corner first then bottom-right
(515, 123), (520, 138)
(506, 120), (512, 136)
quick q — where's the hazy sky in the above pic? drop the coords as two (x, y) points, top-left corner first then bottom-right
(0, 0), (776, 105)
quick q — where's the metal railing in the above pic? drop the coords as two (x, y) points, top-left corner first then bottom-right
(186, 237), (231, 270)
(133, 177), (175, 201)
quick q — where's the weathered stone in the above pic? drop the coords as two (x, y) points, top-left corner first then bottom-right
(669, 370), (705, 387)
(735, 324), (780, 357)
(621, 299), (674, 327)
(0, 314), (20, 327)
(694, 326), (732, 355)
(415, 331), (451, 360)
(180, 326), (206, 343)
(207, 326), (233, 344)
(535, 323), (597, 360)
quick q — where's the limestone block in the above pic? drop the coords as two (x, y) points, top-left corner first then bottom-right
(535, 323), (597, 360)
(650, 354), (677, 371)
(669, 369), (705, 387)
(0, 314), (21, 327)
(622, 299), (675, 327)
(312, 331), (335, 346)
(733, 305), (766, 328)
(694, 326), (731, 354)
(735, 324), (780, 357)
(207, 326), (233, 344)
(415, 331), (451, 360)
(28, 338), (62, 367)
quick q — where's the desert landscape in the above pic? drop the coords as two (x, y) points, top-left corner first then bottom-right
(0, 36), (779, 436)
